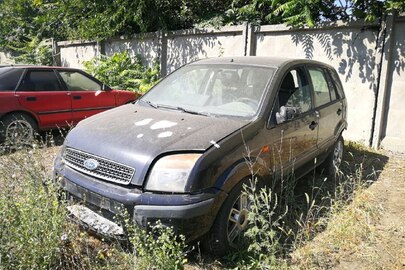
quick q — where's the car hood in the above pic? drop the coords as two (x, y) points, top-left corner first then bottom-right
(65, 103), (249, 186)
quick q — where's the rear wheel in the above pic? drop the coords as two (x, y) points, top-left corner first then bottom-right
(0, 113), (37, 145)
(204, 179), (253, 256)
(324, 136), (344, 176)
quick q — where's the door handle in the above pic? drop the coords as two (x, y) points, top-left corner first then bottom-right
(309, 121), (318, 130)
(26, 96), (37, 102)
(337, 108), (342, 115)
(73, 95), (82, 100)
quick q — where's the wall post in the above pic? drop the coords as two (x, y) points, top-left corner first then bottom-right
(371, 13), (396, 149)
(243, 23), (256, 56)
(158, 30), (168, 77)
(52, 39), (61, 66)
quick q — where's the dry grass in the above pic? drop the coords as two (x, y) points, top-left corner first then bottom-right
(1, 139), (404, 270)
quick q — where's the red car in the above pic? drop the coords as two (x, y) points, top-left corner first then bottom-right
(0, 66), (139, 142)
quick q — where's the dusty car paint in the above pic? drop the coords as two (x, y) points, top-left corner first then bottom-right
(54, 57), (347, 254)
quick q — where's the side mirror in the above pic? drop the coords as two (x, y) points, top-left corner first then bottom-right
(276, 106), (297, 124)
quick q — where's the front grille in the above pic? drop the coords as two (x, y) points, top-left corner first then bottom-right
(64, 147), (135, 185)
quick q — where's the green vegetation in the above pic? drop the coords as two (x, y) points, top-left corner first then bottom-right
(0, 142), (187, 270)
(83, 52), (160, 93)
(0, 136), (392, 269)
(1, 0), (405, 64)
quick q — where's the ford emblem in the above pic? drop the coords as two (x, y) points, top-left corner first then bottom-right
(83, 159), (99, 171)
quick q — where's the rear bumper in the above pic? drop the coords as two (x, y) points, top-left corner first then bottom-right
(54, 154), (227, 241)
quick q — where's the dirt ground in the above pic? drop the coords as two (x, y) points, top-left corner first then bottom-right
(336, 153), (405, 270)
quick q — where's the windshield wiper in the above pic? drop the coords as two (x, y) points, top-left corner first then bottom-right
(141, 99), (158, 109)
(155, 103), (210, 117)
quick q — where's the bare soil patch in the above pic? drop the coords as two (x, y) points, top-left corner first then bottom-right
(336, 154), (405, 269)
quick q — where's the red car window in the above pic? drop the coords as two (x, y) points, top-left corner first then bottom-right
(0, 68), (24, 91)
(18, 70), (62, 91)
(59, 71), (102, 91)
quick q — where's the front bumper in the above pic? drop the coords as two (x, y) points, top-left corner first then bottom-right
(54, 154), (227, 241)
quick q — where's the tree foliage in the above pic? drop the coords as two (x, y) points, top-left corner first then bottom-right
(0, 0), (404, 64)
(225, 0), (405, 27)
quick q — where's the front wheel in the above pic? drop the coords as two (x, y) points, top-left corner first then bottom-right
(204, 179), (252, 256)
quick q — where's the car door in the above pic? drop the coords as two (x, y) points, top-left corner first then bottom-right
(16, 69), (72, 128)
(307, 66), (343, 149)
(57, 70), (116, 124)
(266, 66), (318, 176)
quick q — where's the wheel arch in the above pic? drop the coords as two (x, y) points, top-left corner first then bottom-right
(0, 110), (39, 128)
(214, 156), (271, 195)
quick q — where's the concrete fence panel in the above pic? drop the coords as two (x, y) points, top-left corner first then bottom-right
(165, 26), (246, 74)
(104, 32), (161, 67)
(254, 23), (380, 143)
(58, 41), (99, 69)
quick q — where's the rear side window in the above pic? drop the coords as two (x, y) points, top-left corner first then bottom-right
(59, 71), (102, 91)
(328, 69), (344, 99)
(0, 68), (23, 91)
(308, 68), (331, 107)
(18, 70), (62, 91)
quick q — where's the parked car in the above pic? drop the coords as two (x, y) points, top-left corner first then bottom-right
(53, 57), (347, 255)
(0, 65), (139, 142)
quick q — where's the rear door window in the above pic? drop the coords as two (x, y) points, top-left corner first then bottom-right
(58, 71), (102, 91)
(328, 69), (344, 99)
(308, 68), (331, 107)
(0, 68), (24, 91)
(18, 70), (62, 91)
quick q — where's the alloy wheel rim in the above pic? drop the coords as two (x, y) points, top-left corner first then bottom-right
(6, 120), (34, 143)
(332, 140), (343, 170)
(227, 193), (250, 247)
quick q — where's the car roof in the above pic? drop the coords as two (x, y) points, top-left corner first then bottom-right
(0, 64), (80, 70)
(190, 56), (332, 69)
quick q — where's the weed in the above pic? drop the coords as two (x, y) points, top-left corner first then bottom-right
(126, 220), (188, 270)
(0, 147), (66, 269)
(83, 51), (160, 93)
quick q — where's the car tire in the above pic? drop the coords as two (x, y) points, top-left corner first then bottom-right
(323, 135), (344, 176)
(0, 113), (37, 144)
(204, 178), (253, 256)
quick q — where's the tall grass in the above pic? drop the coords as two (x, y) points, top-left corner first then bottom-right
(229, 143), (385, 270)
(0, 136), (385, 269)
(0, 141), (188, 270)
(0, 146), (66, 269)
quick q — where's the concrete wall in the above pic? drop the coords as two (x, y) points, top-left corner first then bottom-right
(55, 15), (405, 152)
(58, 41), (99, 68)
(0, 51), (14, 64)
(165, 26), (246, 74)
(380, 16), (405, 152)
(104, 32), (161, 67)
(254, 22), (380, 144)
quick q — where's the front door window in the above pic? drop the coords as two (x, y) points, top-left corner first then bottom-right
(276, 68), (312, 124)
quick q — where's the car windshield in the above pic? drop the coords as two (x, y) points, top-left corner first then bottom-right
(141, 64), (275, 119)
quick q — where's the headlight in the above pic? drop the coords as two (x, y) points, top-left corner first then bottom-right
(145, 154), (202, 193)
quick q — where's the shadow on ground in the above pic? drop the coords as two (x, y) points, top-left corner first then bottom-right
(187, 143), (390, 268)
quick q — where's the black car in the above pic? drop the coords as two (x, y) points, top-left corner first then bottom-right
(53, 57), (347, 254)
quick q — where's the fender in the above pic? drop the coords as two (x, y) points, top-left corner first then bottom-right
(214, 155), (271, 194)
(334, 119), (347, 139)
(0, 110), (39, 127)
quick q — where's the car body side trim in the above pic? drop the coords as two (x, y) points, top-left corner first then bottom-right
(38, 106), (115, 115)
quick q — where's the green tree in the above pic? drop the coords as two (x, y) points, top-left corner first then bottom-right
(1, 0), (405, 64)
(0, 0), (54, 64)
